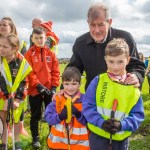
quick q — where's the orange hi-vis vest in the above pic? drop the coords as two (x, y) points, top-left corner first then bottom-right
(47, 95), (89, 150)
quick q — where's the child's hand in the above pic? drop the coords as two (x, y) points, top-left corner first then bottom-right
(58, 106), (67, 121)
(13, 98), (20, 109)
(3, 99), (8, 111)
(72, 105), (81, 118)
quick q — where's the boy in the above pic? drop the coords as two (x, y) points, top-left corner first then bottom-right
(24, 27), (60, 148)
(45, 67), (89, 150)
(39, 20), (59, 53)
(83, 38), (144, 150)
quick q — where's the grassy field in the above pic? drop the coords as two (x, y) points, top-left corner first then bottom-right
(7, 65), (150, 149)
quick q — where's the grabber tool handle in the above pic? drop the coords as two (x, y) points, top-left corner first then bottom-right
(112, 99), (118, 112)
(66, 98), (72, 123)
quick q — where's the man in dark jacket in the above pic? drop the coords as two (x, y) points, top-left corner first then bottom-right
(67, 2), (145, 90)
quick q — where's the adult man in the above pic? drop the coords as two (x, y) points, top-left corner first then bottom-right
(32, 18), (44, 29)
(30, 18), (44, 47)
(67, 2), (145, 90)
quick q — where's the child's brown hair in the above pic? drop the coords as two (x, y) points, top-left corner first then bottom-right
(32, 26), (45, 35)
(105, 38), (129, 57)
(62, 67), (81, 83)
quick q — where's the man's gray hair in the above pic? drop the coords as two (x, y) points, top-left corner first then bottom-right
(87, 2), (110, 22)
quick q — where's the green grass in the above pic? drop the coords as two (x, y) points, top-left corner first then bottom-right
(6, 65), (150, 149)
(129, 77), (150, 150)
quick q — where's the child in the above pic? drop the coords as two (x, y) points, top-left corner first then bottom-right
(45, 67), (90, 150)
(0, 34), (32, 150)
(0, 17), (28, 136)
(83, 38), (145, 150)
(39, 20), (59, 52)
(24, 27), (60, 148)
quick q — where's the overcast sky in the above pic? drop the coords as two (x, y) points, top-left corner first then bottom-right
(0, 0), (150, 58)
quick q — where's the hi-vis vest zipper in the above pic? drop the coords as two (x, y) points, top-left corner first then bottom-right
(88, 73), (140, 141)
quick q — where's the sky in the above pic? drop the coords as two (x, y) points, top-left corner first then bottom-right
(0, 0), (150, 58)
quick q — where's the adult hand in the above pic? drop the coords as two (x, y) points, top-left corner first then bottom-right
(124, 73), (140, 88)
(52, 89), (64, 101)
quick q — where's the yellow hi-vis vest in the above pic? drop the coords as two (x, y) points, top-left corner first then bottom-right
(19, 40), (26, 53)
(1, 53), (32, 95)
(49, 36), (58, 55)
(88, 73), (140, 141)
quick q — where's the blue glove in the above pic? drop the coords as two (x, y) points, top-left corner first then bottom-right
(58, 106), (67, 121)
(72, 105), (81, 118)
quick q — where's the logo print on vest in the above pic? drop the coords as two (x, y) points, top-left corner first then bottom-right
(100, 82), (108, 103)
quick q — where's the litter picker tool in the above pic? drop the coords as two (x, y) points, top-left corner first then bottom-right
(6, 98), (11, 150)
(6, 98), (15, 150)
(108, 99), (118, 150)
(0, 116), (4, 139)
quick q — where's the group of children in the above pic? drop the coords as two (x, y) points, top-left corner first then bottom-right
(0, 16), (144, 150)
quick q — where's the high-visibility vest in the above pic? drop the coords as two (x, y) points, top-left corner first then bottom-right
(47, 95), (89, 150)
(50, 36), (58, 55)
(88, 73), (140, 141)
(19, 40), (26, 53)
(1, 53), (32, 95)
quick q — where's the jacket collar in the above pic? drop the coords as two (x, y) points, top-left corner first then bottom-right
(33, 45), (46, 51)
(86, 27), (112, 45)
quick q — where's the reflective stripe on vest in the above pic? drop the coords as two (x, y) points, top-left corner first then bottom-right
(97, 107), (128, 121)
(48, 132), (89, 146)
(88, 73), (140, 141)
(19, 40), (26, 53)
(54, 124), (88, 135)
(47, 95), (89, 149)
(1, 54), (32, 94)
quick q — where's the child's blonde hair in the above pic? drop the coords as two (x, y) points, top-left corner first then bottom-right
(0, 34), (19, 50)
(105, 38), (129, 57)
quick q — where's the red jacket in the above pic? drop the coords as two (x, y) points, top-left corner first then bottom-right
(24, 45), (60, 96)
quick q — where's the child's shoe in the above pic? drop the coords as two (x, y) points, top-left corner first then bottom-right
(32, 137), (41, 149)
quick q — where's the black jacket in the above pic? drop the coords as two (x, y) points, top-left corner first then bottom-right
(67, 27), (145, 90)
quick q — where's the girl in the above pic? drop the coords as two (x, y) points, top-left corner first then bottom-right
(0, 17), (28, 136)
(0, 34), (31, 150)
